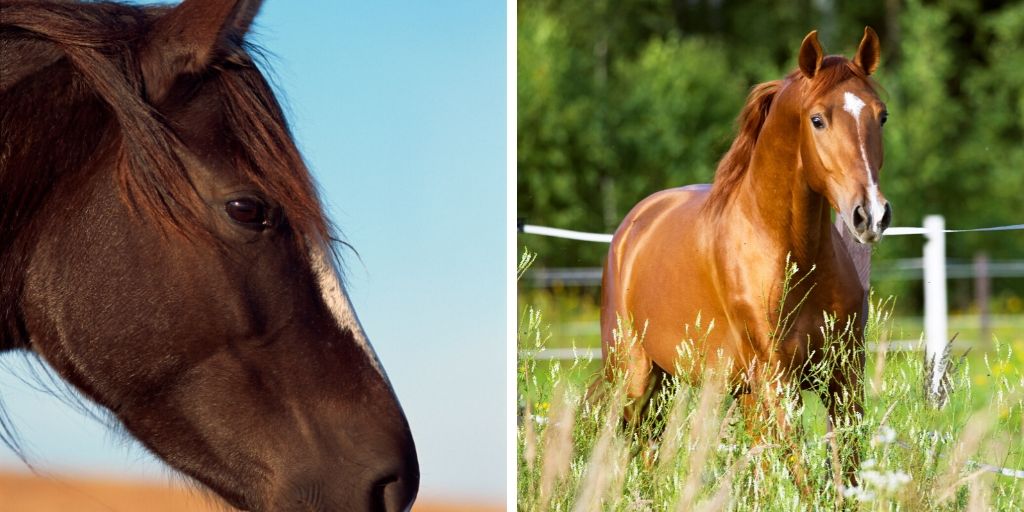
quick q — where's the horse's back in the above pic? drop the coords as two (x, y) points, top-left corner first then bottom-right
(600, 184), (717, 364)
(606, 183), (710, 274)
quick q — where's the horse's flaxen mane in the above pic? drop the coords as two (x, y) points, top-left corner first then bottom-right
(0, 0), (330, 246)
(705, 56), (874, 213)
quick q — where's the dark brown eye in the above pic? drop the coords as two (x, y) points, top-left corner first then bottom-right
(880, 111), (888, 126)
(225, 198), (268, 227)
(810, 114), (825, 130)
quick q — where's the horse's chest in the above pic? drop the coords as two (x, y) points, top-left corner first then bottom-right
(716, 260), (857, 351)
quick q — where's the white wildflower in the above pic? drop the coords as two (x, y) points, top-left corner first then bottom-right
(871, 425), (897, 446)
(860, 469), (881, 485)
(846, 457), (913, 501)
(859, 468), (913, 493)
(842, 485), (876, 502)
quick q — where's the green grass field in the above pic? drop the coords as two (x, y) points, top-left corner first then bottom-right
(517, 256), (1024, 511)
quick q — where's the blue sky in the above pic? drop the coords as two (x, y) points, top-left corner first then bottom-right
(0, 0), (506, 503)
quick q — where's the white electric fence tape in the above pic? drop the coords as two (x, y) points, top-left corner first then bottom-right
(521, 223), (1024, 242)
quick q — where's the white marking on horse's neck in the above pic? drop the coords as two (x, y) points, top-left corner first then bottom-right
(309, 244), (386, 378)
(843, 91), (886, 226)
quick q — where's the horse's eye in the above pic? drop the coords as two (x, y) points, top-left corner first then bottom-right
(225, 199), (268, 227)
(810, 114), (825, 130)
(880, 111), (888, 126)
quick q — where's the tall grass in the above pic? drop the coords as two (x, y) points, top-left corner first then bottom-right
(517, 251), (1024, 511)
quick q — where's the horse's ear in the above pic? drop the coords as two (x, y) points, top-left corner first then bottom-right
(798, 30), (823, 79)
(140, 0), (263, 103)
(853, 26), (880, 76)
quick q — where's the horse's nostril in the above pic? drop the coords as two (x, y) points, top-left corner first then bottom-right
(374, 473), (416, 512)
(880, 202), (893, 230)
(852, 204), (868, 231)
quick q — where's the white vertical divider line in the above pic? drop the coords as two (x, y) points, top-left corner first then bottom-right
(923, 215), (948, 398)
(505, 0), (518, 507)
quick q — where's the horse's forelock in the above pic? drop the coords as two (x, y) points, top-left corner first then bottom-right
(213, 62), (333, 247)
(796, 55), (878, 105)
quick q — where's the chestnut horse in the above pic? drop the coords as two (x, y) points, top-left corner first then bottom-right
(600, 28), (889, 486)
(1, 0), (417, 510)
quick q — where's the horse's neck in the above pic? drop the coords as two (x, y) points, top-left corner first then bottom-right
(735, 109), (833, 269)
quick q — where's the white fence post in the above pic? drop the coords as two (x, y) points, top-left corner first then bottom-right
(923, 215), (948, 399)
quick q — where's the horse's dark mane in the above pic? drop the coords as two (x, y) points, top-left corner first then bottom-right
(0, 0), (330, 247)
(705, 56), (874, 212)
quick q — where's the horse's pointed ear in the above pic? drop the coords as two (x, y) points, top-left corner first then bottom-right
(798, 30), (823, 79)
(853, 26), (880, 75)
(140, 0), (263, 103)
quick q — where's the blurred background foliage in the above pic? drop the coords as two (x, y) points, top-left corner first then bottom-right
(518, 0), (1024, 314)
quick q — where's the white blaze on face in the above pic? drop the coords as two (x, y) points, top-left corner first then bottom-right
(843, 91), (886, 229)
(842, 91), (865, 119)
(309, 244), (386, 378)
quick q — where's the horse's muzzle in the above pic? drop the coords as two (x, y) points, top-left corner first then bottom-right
(850, 199), (892, 244)
(269, 458), (418, 512)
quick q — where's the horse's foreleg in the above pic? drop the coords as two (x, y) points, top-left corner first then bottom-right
(823, 372), (865, 490)
(617, 343), (655, 427)
(597, 315), (655, 426)
(741, 370), (812, 498)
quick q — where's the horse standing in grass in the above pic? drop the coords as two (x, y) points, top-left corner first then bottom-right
(599, 28), (889, 487)
(1, 1), (417, 510)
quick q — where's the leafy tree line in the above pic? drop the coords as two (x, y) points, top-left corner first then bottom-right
(518, 0), (1024, 311)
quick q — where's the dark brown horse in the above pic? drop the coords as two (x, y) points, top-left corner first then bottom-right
(600, 28), (889, 488)
(1, 0), (417, 510)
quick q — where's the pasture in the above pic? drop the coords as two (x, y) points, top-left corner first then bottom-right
(516, 254), (1024, 511)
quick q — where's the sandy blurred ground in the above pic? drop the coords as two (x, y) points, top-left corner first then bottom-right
(0, 471), (504, 511)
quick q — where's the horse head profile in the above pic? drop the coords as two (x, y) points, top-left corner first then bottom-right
(1, 1), (418, 510)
